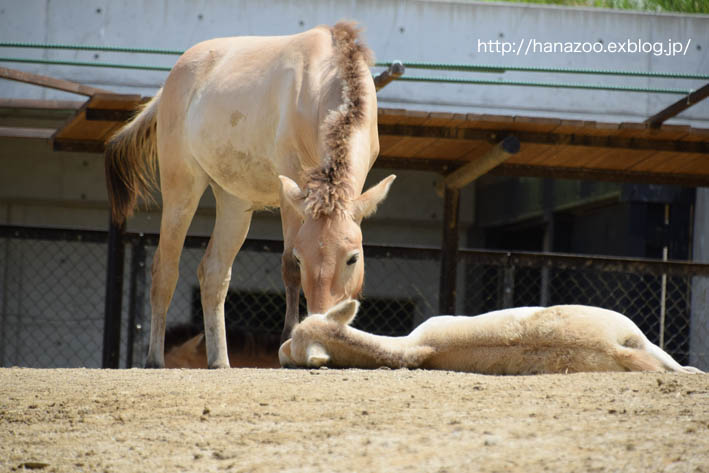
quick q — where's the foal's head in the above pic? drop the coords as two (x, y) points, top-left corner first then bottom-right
(279, 299), (360, 368)
(279, 174), (395, 314)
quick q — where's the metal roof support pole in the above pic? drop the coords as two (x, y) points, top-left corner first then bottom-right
(439, 186), (460, 315)
(102, 219), (125, 369)
(126, 235), (147, 368)
(438, 136), (520, 315)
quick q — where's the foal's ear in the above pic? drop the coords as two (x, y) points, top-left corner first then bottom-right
(325, 299), (360, 326)
(279, 175), (306, 218)
(352, 174), (396, 223)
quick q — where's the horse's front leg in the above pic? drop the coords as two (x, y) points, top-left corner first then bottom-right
(281, 250), (301, 343)
(280, 204), (303, 344)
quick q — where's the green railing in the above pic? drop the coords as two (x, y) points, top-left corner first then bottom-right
(1, 42), (705, 96)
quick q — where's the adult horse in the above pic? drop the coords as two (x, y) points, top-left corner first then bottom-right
(105, 22), (395, 368)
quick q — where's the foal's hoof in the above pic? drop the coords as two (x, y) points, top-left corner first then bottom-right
(144, 360), (165, 369)
(208, 362), (231, 370)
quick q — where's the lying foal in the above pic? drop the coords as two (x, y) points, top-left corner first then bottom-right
(279, 300), (703, 374)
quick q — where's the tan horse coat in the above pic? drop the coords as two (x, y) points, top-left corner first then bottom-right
(279, 300), (703, 374)
(105, 23), (394, 368)
(165, 332), (280, 369)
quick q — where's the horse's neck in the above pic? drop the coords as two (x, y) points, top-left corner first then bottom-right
(329, 326), (431, 369)
(346, 130), (377, 195)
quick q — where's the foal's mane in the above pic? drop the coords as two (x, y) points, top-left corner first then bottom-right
(304, 21), (374, 219)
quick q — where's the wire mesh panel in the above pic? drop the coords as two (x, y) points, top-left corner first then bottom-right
(544, 269), (693, 364)
(461, 251), (707, 368)
(133, 241), (440, 363)
(354, 254), (439, 335)
(0, 229), (107, 368)
(2, 225), (708, 370)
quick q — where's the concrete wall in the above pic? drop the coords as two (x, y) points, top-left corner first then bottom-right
(691, 189), (709, 370)
(1, 0), (708, 124)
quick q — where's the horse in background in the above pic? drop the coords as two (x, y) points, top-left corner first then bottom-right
(164, 324), (280, 369)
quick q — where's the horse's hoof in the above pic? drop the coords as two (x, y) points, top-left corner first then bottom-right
(144, 360), (165, 369)
(208, 362), (231, 369)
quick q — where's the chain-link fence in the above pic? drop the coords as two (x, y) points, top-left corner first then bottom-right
(460, 251), (706, 367)
(0, 227), (108, 367)
(2, 225), (708, 370)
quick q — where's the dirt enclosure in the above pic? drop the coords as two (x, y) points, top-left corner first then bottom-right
(1, 368), (707, 472)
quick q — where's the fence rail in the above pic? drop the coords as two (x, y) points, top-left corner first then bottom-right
(2, 224), (708, 370)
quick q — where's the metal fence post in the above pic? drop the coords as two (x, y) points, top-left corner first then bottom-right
(126, 235), (146, 368)
(439, 187), (460, 314)
(502, 265), (515, 309)
(439, 136), (519, 315)
(102, 219), (125, 368)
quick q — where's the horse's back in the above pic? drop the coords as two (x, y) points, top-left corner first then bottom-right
(159, 26), (344, 205)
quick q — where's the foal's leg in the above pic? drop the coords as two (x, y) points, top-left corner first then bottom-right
(198, 186), (253, 369)
(279, 204), (302, 343)
(145, 175), (208, 368)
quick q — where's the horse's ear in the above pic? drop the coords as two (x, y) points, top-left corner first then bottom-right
(279, 175), (306, 219)
(325, 299), (359, 325)
(352, 174), (396, 223)
(306, 342), (330, 367)
(278, 339), (295, 367)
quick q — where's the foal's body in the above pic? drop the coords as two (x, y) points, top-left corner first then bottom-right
(279, 301), (702, 374)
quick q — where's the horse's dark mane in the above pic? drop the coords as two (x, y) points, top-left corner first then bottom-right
(304, 21), (374, 219)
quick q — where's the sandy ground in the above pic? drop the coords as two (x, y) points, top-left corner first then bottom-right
(1, 368), (708, 473)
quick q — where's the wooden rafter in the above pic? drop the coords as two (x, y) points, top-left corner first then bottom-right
(645, 83), (709, 128)
(0, 66), (112, 96)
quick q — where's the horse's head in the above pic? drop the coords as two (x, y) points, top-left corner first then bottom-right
(279, 174), (395, 315)
(279, 299), (360, 368)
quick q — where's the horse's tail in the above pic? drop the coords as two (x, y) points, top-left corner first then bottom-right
(104, 88), (162, 224)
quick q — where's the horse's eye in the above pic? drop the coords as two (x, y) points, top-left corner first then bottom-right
(293, 256), (301, 268)
(346, 254), (359, 266)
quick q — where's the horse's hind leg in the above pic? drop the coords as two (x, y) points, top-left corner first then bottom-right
(145, 169), (208, 368)
(198, 186), (253, 369)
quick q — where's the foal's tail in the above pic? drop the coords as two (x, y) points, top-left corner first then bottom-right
(104, 88), (162, 224)
(616, 341), (704, 373)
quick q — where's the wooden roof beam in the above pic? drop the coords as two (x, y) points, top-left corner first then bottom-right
(0, 66), (112, 96)
(645, 82), (709, 128)
(374, 61), (405, 91)
(378, 123), (709, 154)
(491, 163), (709, 188)
(443, 136), (520, 189)
(0, 126), (54, 140)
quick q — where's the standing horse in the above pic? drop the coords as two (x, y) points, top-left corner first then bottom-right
(105, 22), (395, 368)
